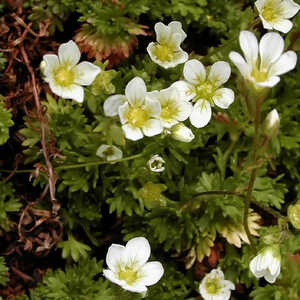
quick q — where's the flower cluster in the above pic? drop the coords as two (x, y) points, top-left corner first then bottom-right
(103, 76), (194, 141)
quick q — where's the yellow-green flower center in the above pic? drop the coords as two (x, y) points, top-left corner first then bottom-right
(153, 44), (175, 62)
(118, 267), (139, 285)
(251, 67), (269, 83)
(54, 66), (75, 87)
(161, 101), (179, 122)
(205, 277), (221, 295)
(194, 81), (216, 104)
(126, 107), (149, 127)
(261, 2), (282, 23)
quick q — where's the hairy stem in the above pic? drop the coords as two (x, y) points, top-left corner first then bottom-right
(243, 96), (262, 248)
(0, 153), (144, 174)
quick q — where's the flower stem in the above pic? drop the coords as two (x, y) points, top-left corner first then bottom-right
(243, 96), (262, 248)
(0, 153), (144, 174)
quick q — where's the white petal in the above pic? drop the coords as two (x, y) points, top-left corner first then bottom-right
(125, 237), (151, 267)
(154, 22), (171, 44)
(229, 51), (251, 78)
(269, 51), (297, 76)
(189, 101), (212, 128)
(58, 40), (80, 66)
(250, 256), (264, 278)
(254, 0), (265, 12)
(260, 16), (274, 30)
(125, 77), (146, 106)
(121, 282), (147, 293)
(118, 102), (130, 124)
(157, 86), (177, 105)
(224, 279), (235, 290)
(213, 88), (234, 109)
(255, 76), (280, 87)
(281, 0), (300, 18)
(73, 61), (101, 85)
(264, 270), (278, 283)
(104, 95), (127, 117)
(239, 31), (258, 65)
(106, 244), (126, 272)
(122, 124), (143, 141)
(42, 54), (59, 77)
(184, 59), (206, 84)
(168, 21), (187, 43)
(103, 269), (124, 286)
(49, 81), (84, 103)
(208, 61), (231, 87)
(177, 100), (193, 121)
(142, 119), (163, 137)
(269, 259), (280, 276)
(139, 262), (164, 286)
(171, 81), (195, 101)
(144, 97), (161, 117)
(273, 19), (293, 33)
(259, 32), (284, 70)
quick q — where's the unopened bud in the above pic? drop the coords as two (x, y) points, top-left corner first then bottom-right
(171, 123), (195, 143)
(288, 202), (300, 229)
(263, 109), (280, 138)
(40, 60), (46, 76)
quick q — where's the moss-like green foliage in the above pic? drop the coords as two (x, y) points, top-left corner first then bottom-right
(0, 96), (14, 146)
(0, 257), (8, 287)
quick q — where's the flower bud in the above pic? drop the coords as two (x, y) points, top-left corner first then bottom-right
(263, 109), (280, 138)
(40, 60), (46, 76)
(288, 201), (300, 229)
(170, 123), (195, 143)
(147, 154), (165, 172)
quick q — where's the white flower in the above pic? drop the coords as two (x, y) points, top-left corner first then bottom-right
(199, 268), (235, 300)
(105, 77), (163, 141)
(172, 59), (234, 128)
(255, 0), (300, 33)
(148, 86), (192, 128)
(263, 109), (280, 138)
(148, 155), (165, 172)
(42, 40), (101, 103)
(229, 31), (297, 89)
(96, 144), (123, 161)
(147, 21), (188, 69)
(170, 123), (195, 143)
(249, 246), (281, 283)
(103, 237), (164, 294)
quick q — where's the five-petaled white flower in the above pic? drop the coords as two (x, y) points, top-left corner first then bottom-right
(147, 21), (188, 69)
(255, 0), (300, 33)
(148, 154), (165, 172)
(199, 268), (235, 300)
(148, 86), (192, 128)
(42, 40), (101, 103)
(249, 246), (281, 283)
(172, 59), (234, 128)
(103, 237), (164, 294)
(96, 144), (123, 161)
(104, 77), (163, 141)
(229, 31), (297, 89)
